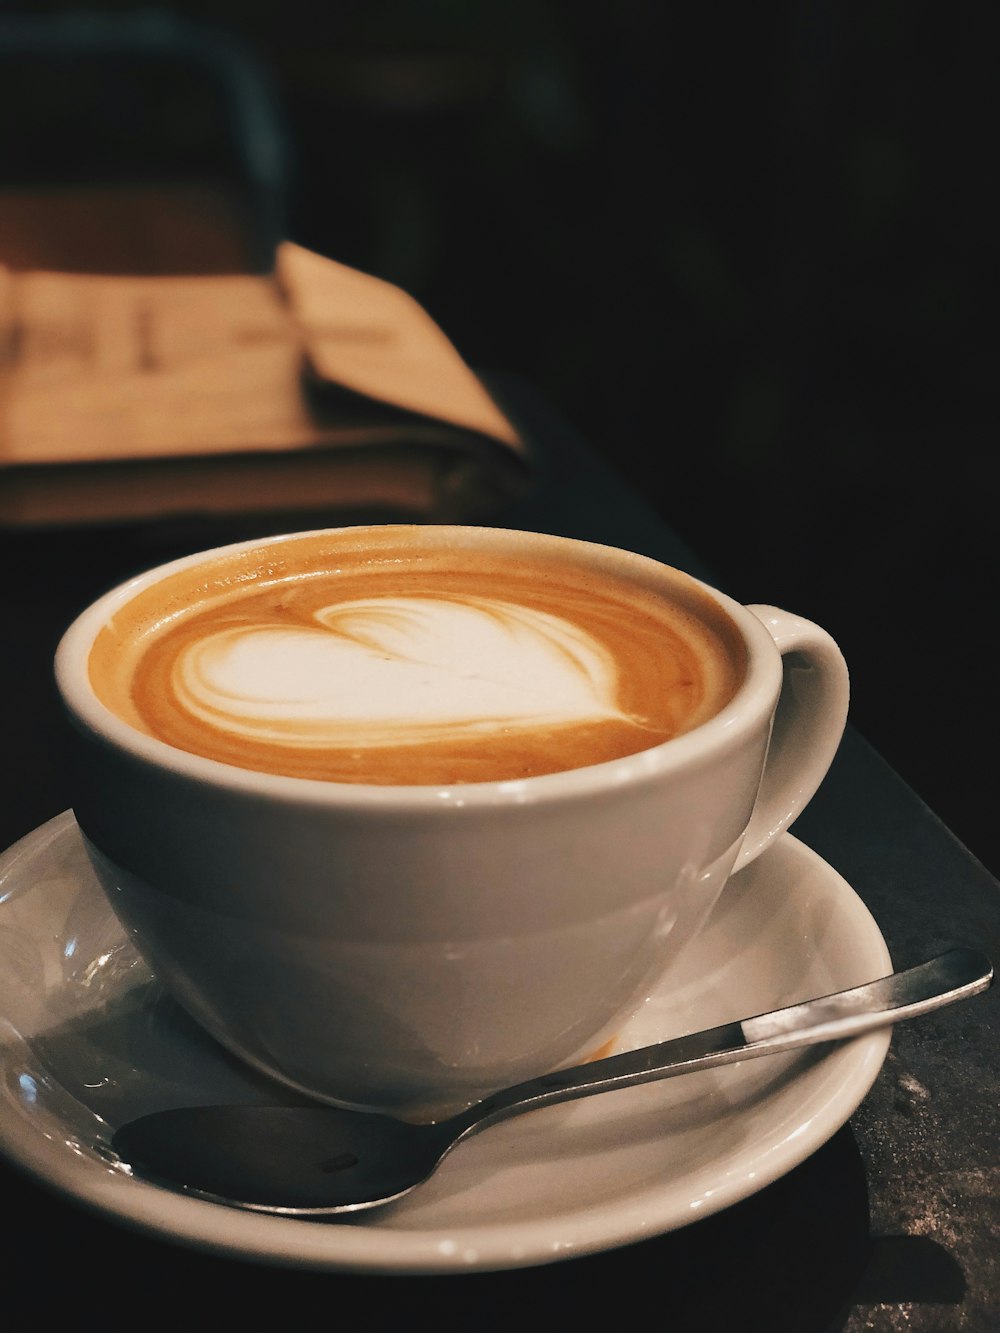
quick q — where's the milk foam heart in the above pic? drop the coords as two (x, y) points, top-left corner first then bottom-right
(174, 596), (626, 747)
(87, 528), (747, 784)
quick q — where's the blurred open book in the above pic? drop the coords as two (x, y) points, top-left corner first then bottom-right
(0, 242), (532, 529)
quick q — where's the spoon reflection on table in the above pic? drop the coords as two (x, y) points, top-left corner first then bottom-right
(111, 948), (992, 1217)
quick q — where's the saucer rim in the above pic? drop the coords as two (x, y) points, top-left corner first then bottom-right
(0, 811), (892, 1274)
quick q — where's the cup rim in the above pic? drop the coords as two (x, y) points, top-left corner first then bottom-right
(54, 524), (784, 810)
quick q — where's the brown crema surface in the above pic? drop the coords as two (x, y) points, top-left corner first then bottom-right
(89, 528), (746, 785)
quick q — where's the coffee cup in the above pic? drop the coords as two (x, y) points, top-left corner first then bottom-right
(54, 524), (849, 1120)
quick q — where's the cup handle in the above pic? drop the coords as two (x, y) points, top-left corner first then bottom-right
(731, 605), (850, 873)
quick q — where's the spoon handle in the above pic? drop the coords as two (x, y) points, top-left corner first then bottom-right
(457, 948), (993, 1134)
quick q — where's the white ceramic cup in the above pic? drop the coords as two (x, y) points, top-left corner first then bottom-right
(54, 525), (849, 1120)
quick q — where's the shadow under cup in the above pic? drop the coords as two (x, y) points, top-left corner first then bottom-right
(54, 524), (849, 1118)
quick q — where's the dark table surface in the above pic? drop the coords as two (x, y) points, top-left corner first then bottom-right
(1, 373), (997, 1331)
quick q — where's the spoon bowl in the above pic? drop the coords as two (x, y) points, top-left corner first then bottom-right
(111, 947), (992, 1216)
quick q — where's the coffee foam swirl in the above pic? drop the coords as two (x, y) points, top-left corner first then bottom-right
(173, 595), (628, 748)
(89, 529), (746, 784)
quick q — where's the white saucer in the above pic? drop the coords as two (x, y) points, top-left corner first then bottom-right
(0, 811), (891, 1274)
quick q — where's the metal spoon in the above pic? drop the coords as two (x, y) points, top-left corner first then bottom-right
(111, 948), (992, 1216)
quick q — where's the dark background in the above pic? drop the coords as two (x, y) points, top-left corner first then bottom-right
(2, 1), (997, 880)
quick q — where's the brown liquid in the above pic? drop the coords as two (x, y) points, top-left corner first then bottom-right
(90, 528), (746, 785)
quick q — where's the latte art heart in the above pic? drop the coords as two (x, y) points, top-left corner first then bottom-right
(89, 529), (745, 783)
(174, 596), (628, 747)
